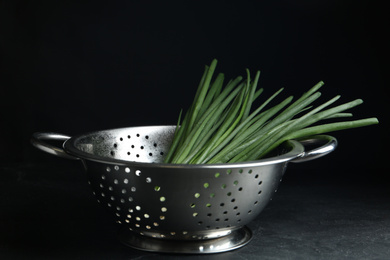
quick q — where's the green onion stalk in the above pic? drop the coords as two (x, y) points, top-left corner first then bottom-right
(164, 59), (379, 164)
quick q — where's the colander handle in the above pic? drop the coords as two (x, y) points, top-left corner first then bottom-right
(291, 135), (338, 163)
(31, 132), (79, 160)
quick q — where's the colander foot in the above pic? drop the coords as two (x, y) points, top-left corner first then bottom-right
(118, 226), (253, 254)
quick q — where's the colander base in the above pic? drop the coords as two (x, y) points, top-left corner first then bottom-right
(118, 226), (253, 254)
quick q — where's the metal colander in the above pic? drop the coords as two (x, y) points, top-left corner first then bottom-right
(31, 125), (337, 254)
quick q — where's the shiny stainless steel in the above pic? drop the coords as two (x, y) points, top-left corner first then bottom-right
(31, 125), (337, 254)
(118, 225), (253, 254)
(31, 132), (79, 160)
(291, 135), (338, 163)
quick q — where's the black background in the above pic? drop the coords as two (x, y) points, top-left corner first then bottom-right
(1, 0), (387, 180)
(1, 1), (389, 258)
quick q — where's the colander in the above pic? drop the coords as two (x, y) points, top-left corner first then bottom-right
(31, 125), (337, 254)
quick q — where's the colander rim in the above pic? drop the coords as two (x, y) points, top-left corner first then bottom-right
(63, 125), (305, 169)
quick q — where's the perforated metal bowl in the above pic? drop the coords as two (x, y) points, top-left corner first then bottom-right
(31, 125), (337, 254)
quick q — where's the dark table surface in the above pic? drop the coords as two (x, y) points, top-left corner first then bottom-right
(1, 161), (389, 260)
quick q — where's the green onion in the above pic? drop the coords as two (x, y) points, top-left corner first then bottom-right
(164, 59), (379, 164)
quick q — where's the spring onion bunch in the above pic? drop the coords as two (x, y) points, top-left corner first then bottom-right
(164, 59), (378, 164)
